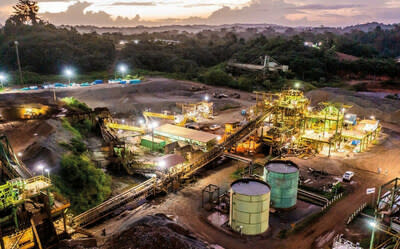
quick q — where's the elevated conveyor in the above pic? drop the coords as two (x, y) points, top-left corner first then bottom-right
(0, 135), (32, 180)
(72, 107), (274, 227)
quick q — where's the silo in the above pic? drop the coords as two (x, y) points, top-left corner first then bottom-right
(264, 160), (299, 209)
(229, 178), (270, 235)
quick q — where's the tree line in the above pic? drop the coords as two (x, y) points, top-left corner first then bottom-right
(0, 0), (399, 89)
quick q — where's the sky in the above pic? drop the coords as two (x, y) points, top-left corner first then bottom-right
(0, 0), (400, 27)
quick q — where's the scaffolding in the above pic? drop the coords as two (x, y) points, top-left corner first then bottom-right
(253, 90), (379, 157)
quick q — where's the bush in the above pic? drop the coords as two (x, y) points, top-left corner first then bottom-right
(53, 153), (112, 213)
(61, 118), (82, 139)
(61, 97), (91, 112)
(59, 137), (87, 155)
(202, 69), (234, 86)
(72, 118), (94, 137)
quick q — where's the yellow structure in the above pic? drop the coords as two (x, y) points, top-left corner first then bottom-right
(143, 111), (197, 127)
(143, 111), (175, 121)
(253, 89), (380, 156)
(105, 121), (145, 134)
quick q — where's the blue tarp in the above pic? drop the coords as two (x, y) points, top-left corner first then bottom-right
(54, 83), (67, 88)
(93, 80), (103, 84)
(129, 79), (141, 84)
(351, 140), (360, 145)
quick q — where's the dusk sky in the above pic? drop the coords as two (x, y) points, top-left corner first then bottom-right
(1, 0), (400, 27)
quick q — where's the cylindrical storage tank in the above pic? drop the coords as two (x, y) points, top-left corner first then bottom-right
(229, 178), (270, 235)
(264, 160), (299, 209)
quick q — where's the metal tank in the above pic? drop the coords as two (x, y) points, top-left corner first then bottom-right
(229, 178), (270, 235)
(264, 160), (299, 209)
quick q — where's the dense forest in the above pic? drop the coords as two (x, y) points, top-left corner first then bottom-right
(0, 4), (399, 90)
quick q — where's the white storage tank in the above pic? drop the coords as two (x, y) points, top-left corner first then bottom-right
(229, 178), (270, 235)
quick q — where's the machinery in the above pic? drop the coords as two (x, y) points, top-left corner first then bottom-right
(227, 55), (289, 74)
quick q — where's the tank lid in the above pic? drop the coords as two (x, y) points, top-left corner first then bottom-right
(265, 160), (299, 174)
(231, 178), (270, 196)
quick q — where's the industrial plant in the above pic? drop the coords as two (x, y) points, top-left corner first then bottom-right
(0, 75), (394, 249)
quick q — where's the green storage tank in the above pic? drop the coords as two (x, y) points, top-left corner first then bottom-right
(264, 160), (299, 209)
(229, 178), (270, 235)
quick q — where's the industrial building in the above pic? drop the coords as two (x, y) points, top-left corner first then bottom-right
(154, 124), (219, 150)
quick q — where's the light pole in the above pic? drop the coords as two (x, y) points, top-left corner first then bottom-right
(64, 68), (74, 84)
(158, 160), (166, 173)
(138, 118), (144, 127)
(119, 65), (127, 79)
(0, 73), (5, 88)
(150, 121), (158, 152)
(44, 168), (50, 178)
(14, 41), (23, 85)
(37, 164), (44, 175)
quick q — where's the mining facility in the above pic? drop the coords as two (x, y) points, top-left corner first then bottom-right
(0, 79), (397, 249)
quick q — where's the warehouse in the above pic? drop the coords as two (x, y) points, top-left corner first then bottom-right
(154, 124), (218, 150)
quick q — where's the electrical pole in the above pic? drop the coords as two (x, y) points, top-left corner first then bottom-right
(14, 41), (23, 85)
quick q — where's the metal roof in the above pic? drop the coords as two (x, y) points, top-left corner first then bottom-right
(266, 161), (299, 174)
(231, 179), (270, 196)
(155, 124), (218, 143)
(156, 154), (185, 169)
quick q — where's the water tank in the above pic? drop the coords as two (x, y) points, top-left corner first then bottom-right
(229, 178), (270, 235)
(264, 160), (299, 209)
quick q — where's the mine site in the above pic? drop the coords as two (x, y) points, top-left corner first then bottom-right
(2, 0), (400, 248)
(0, 76), (400, 249)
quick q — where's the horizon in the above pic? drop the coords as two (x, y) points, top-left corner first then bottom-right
(0, 0), (400, 27)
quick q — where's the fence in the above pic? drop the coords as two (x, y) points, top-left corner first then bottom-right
(346, 202), (367, 225)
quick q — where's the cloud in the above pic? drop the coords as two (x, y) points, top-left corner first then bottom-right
(111, 2), (156, 6)
(40, 2), (140, 26)
(294, 4), (364, 10)
(2, 0), (400, 27)
(206, 0), (299, 25)
(184, 3), (219, 8)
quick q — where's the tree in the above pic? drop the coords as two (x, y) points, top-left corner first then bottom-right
(12, 0), (40, 25)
